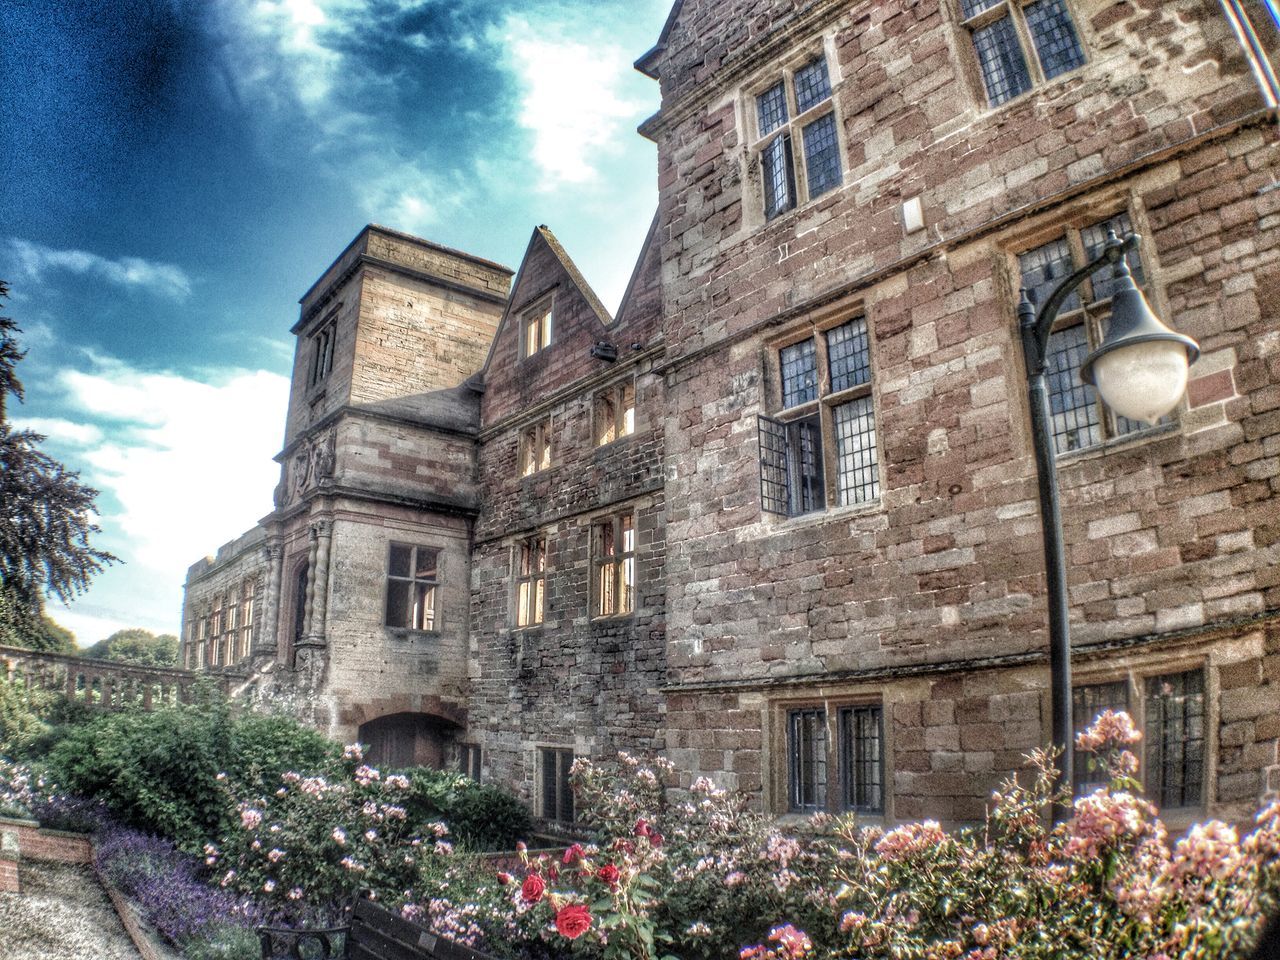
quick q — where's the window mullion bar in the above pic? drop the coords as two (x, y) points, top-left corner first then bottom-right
(1010, 1), (1047, 84)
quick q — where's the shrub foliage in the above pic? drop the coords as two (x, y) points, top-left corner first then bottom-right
(403, 714), (1279, 960)
(42, 688), (339, 849)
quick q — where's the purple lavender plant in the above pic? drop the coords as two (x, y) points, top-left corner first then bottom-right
(95, 824), (268, 946)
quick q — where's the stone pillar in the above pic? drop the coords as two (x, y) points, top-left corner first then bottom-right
(260, 544), (284, 659)
(296, 520), (332, 688)
(309, 521), (334, 642)
(302, 527), (320, 638)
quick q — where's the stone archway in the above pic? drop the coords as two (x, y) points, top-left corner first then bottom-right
(358, 712), (453, 770)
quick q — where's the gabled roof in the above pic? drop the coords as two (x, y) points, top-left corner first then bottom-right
(535, 226), (613, 328)
(635, 0), (684, 78)
(613, 211), (661, 327)
(478, 225), (614, 378)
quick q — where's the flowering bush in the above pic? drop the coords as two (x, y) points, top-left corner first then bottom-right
(401, 767), (533, 850)
(0, 757), (109, 832)
(210, 744), (449, 920)
(407, 719), (1277, 960)
(817, 720), (1280, 960)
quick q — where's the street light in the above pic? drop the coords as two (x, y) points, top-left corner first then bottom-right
(1016, 230), (1199, 821)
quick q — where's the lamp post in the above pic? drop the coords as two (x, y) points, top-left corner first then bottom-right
(1016, 230), (1199, 822)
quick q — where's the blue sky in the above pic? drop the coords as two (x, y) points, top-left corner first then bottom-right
(1, 0), (670, 645)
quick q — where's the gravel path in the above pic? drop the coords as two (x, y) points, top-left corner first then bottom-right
(0, 860), (142, 960)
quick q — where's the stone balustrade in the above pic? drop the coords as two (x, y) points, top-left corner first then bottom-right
(0, 645), (226, 710)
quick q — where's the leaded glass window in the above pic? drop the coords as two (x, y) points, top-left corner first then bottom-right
(516, 536), (547, 628)
(962, 0), (1085, 107)
(1145, 670), (1205, 809)
(1018, 212), (1167, 455)
(540, 748), (575, 822)
(761, 316), (880, 517)
(594, 513), (635, 617)
(780, 339), (818, 408)
(788, 708), (827, 812)
(1072, 681), (1129, 795)
(834, 397), (880, 505)
(972, 16), (1032, 106)
(752, 51), (842, 219)
(839, 705), (884, 814)
(385, 543), (439, 631)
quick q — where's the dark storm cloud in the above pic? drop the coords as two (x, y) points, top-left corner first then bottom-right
(313, 0), (517, 168)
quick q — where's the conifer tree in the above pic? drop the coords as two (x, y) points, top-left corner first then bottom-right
(0, 281), (117, 650)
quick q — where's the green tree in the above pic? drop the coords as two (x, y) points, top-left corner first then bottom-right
(84, 628), (179, 666)
(0, 281), (117, 650)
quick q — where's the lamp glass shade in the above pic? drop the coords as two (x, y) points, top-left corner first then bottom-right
(1091, 339), (1190, 425)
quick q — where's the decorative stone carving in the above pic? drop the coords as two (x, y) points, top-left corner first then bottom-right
(284, 429), (338, 505)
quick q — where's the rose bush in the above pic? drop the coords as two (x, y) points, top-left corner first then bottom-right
(209, 743), (454, 921)
(404, 717), (1277, 960)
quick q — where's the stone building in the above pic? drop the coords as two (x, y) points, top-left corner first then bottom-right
(183, 0), (1280, 827)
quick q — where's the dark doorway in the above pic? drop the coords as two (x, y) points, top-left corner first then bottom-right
(358, 713), (451, 770)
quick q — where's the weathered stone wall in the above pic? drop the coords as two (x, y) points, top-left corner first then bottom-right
(180, 527), (268, 671)
(467, 229), (668, 811)
(319, 499), (474, 742)
(666, 620), (1278, 825)
(645, 0), (1280, 820)
(284, 225), (509, 450)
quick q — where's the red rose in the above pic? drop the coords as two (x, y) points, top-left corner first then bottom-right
(633, 818), (651, 837)
(548, 864), (560, 881)
(562, 843), (585, 865)
(520, 874), (545, 904)
(496, 871), (512, 885)
(555, 904), (592, 940)
(650, 831), (664, 848)
(596, 863), (620, 887)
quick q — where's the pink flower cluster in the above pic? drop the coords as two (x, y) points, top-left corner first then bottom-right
(1063, 791), (1155, 860)
(740, 924), (814, 959)
(1170, 820), (1244, 885)
(1074, 709), (1141, 753)
(874, 820), (946, 861)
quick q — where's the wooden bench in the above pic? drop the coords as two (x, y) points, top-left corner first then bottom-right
(258, 894), (500, 960)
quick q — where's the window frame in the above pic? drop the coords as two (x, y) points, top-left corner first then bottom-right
(747, 47), (845, 222)
(592, 512), (636, 619)
(1071, 664), (1208, 810)
(1015, 208), (1170, 457)
(210, 596), (223, 666)
(594, 378), (636, 447)
(959, 0), (1087, 109)
(538, 747), (576, 824)
(458, 744), (482, 781)
(240, 580), (255, 660)
(308, 319), (337, 388)
(783, 698), (887, 816)
(384, 542), (441, 633)
(224, 601), (238, 665)
(520, 297), (554, 360)
(760, 313), (882, 519)
(515, 534), (548, 629)
(518, 419), (552, 477)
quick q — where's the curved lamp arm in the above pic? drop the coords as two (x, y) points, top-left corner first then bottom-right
(1017, 229), (1134, 373)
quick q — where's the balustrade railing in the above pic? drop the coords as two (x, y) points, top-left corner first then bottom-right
(0, 645), (227, 710)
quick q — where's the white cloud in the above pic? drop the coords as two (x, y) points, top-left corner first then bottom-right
(7, 238), (193, 301)
(41, 356), (290, 634)
(494, 14), (650, 189)
(9, 417), (104, 447)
